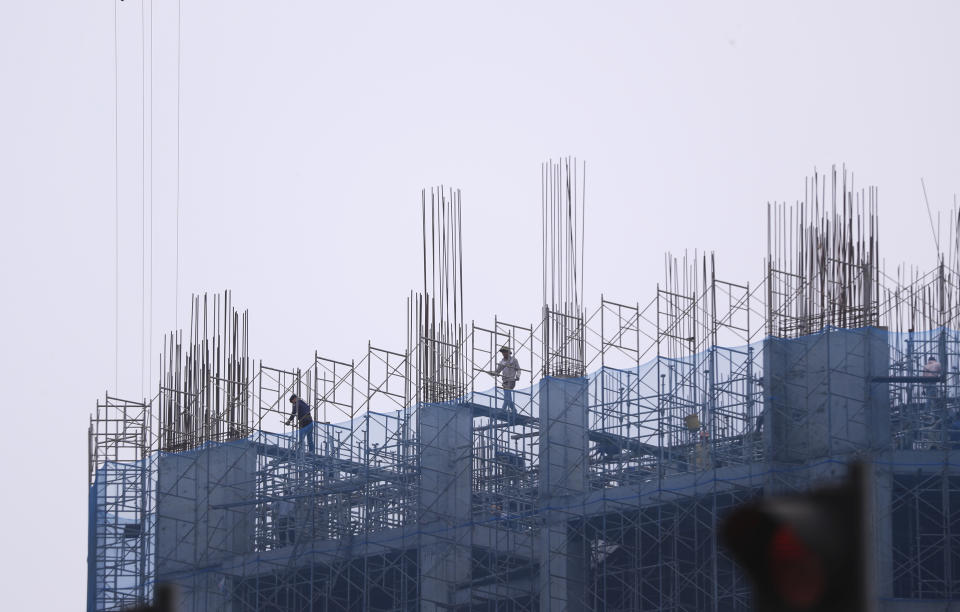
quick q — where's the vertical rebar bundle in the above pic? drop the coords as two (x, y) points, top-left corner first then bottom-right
(766, 166), (880, 337)
(410, 187), (466, 403)
(542, 156), (586, 377)
(657, 251), (709, 360)
(880, 206), (960, 334)
(159, 290), (250, 451)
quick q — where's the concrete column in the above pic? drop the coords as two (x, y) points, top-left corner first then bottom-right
(156, 441), (256, 612)
(418, 401), (473, 612)
(871, 454), (894, 600)
(763, 326), (890, 464)
(538, 377), (590, 612)
(762, 327), (894, 609)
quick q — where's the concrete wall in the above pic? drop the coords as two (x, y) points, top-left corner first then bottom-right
(763, 326), (891, 462)
(763, 327), (895, 604)
(417, 401), (473, 612)
(538, 376), (589, 612)
(155, 441), (256, 612)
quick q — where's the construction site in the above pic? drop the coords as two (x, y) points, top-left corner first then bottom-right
(87, 161), (960, 611)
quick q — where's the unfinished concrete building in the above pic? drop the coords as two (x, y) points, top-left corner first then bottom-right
(88, 162), (960, 611)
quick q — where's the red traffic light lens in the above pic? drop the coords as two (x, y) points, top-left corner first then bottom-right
(768, 524), (826, 609)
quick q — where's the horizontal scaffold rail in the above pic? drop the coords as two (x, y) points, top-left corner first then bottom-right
(464, 401), (683, 462)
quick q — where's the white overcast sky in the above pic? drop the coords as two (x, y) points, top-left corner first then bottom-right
(2, 1), (959, 609)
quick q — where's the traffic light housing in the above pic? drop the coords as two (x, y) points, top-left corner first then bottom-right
(721, 462), (869, 612)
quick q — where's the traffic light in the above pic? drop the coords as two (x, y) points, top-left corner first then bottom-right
(720, 462), (869, 612)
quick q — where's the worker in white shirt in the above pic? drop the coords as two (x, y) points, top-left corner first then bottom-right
(272, 489), (295, 547)
(490, 345), (521, 422)
(923, 356), (943, 402)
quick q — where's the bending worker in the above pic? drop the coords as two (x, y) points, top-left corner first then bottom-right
(287, 394), (316, 453)
(490, 345), (521, 421)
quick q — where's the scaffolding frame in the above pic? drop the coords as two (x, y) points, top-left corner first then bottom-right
(88, 395), (152, 612)
(88, 167), (960, 611)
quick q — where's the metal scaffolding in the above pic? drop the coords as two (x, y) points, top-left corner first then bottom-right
(88, 165), (960, 611)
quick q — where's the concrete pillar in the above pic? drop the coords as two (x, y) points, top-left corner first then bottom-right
(538, 377), (590, 612)
(156, 441), (256, 612)
(418, 401), (473, 612)
(762, 327), (894, 608)
(870, 453), (894, 600)
(763, 326), (890, 464)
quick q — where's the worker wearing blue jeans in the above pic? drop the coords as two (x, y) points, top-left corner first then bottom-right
(287, 394), (315, 453)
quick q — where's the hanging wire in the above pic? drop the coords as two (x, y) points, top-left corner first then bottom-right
(148, 0), (154, 391)
(140, 0), (146, 398)
(175, 0), (182, 332)
(114, 0), (120, 393)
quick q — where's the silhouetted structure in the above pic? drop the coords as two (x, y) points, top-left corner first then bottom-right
(89, 166), (960, 611)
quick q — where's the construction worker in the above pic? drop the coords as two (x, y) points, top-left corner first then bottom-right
(490, 346), (521, 422)
(923, 356), (942, 401)
(287, 394), (315, 453)
(272, 489), (295, 547)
